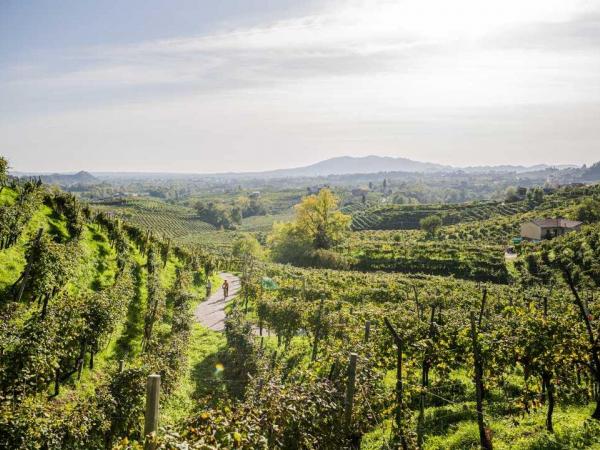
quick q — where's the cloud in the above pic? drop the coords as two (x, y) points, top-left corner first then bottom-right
(1, 0), (600, 171)
(4, 0), (599, 97)
(486, 11), (600, 50)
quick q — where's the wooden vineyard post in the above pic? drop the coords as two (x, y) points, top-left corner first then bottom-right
(118, 359), (125, 373)
(144, 374), (161, 450)
(344, 353), (358, 433)
(384, 317), (407, 449)
(470, 312), (492, 450)
(364, 320), (371, 343)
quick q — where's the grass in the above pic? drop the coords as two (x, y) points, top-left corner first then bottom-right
(75, 224), (118, 292)
(0, 203), (58, 292)
(239, 210), (294, 232)
(115, 256), (148, 359)
(361, 399), (600, 450)
(161, 324), (226, 426)
(0, 187), (17, 205)
(160, 270), (224, 425)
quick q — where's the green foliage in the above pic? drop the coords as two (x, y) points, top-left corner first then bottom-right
(268, 221), (313, 264)
(0, 156), (8, 190)
(269, 189), (351, 267)
(526, 187), (545, 206)
(505, 186), (521, 203)
(94, 198), (215, 239)
(0, 180), (41, 250)
(344, 231), (508, 282)
(295, 189), (351, 250)
(237, 194), (267, 218)
(0, 182), (209, 449)
(349, 184), (596, 232)
(575, 197), (600, 223)
(194, 201), (242, 230)
(220, 309), (258, 398)
(16, 232), (81, 305)
(49, 191), (85, 239)
(3, 156), (600, 449)
(232, 233), (264, 260)
(420, 214), (442, 236)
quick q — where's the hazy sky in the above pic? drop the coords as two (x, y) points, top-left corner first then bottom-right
(1, 0), (599, 173)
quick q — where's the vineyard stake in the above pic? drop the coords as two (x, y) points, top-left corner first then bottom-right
(364, 320), (371, 343)
(144, 374), (161, 450)
(344, 352), (358, 432)
(384, 317), (407, 450)
(470, 312), (492, 450)
(118, 359), (124, 373)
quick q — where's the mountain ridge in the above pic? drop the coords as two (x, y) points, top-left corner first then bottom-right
(13, 156), (581, 181)
(12, 170), (99, 186)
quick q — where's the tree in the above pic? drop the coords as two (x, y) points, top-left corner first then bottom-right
(0, 156), (8, 193)
(268, 189), (351, 267)
(420, 215), (442, 236)
(237, 195), (267, 218)
(533, 228), (600, 419)
(268, 222), (313, 265)
(527, 187), (544, 205)
(194, 201), (239, 229)
(576, 197), (600, 223)
(505, 186), (520, 203)
(294, 188), (351, 250)
(232, 234), (264, 260)
(230, 205), (242, 225)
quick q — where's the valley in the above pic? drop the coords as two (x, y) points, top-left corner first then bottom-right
(2, 155), (600, 449)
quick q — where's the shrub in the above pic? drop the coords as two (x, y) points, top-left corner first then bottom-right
(420, 215), (442, 236)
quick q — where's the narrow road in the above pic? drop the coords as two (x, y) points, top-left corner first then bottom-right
(194, 272), (241, 331)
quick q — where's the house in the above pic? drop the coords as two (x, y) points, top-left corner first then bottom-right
(520, 218), (582, 240)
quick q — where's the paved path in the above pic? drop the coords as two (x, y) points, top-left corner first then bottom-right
(194, 272), (241, 331)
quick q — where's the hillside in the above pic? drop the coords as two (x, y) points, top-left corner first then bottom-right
(17, 157), (590, 182)
(348, 185), (598, 232)
(253, 155), (450, 177)
(3, 157), (600, 450)
(24, 170), (100, 186)
(0, 177), (217, 448)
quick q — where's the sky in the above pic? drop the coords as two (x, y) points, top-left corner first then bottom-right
(1, 0), (599, 173)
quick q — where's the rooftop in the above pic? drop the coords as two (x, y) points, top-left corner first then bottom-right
(530, 218), (582, 228)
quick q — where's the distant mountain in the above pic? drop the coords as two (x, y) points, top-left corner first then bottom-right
(459, 164), (578, 174)
(15, 157), (585, 181)
(237, 156), (579, 178)
(251, 156), (450, 178)
(16, 170), (100, 186)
